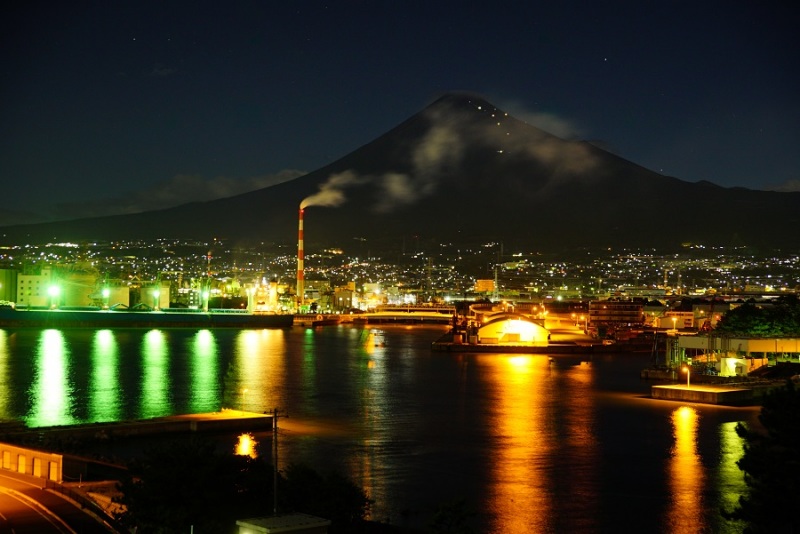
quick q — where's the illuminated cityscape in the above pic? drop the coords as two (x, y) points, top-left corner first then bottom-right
(1, 238), (798, 313)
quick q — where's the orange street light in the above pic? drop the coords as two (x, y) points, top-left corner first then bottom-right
(682, 365), (691, 389)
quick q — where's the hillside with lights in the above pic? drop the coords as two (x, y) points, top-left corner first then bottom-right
(2, 93), (799, 253)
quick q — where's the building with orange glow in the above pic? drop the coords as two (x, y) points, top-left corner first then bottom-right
(588, 299), (645, 333)
(476, 313), (549, 345)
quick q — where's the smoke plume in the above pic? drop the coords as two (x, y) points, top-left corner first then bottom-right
(300, 170), (366, 209)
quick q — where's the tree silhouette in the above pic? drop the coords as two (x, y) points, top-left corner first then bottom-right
(115, 438), (372, 533)
(715, 296), (800, 337)
(116, 438), (271, 533)
(725, 380), (800, 533)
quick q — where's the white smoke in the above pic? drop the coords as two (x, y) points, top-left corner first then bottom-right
(300, 170), (366, 209)
(374, 123), (464, 211)
(300, 121), (464, 213)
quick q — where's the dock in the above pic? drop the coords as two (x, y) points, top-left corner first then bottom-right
(2, 410), (274, 441)
(651, 383), (777, 405)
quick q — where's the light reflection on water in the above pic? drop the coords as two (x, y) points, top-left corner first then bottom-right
(90, 329), (120, 421)
(668, 406), (705, 533)
(141, 329), (170, 419)
(234, 328), (287, 412)
(190, 329), (218, 413)
(717, 421), (747, 532)
(0, 326), (755, 532)
(28, 329), (74, 427)
(486, 354), (553, 532)
(0, 330), (9, 418)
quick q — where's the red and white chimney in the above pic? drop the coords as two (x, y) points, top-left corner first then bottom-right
(297, 207), (305, 309)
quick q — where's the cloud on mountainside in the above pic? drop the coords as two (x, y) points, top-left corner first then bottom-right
(301, 96), (600, 213)
(52, 169), (305, 219)
(766, 178), (800, 192)
(498, 98), (587, 140)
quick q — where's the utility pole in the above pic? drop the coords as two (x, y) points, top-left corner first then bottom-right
(272, 407), (287, 516)
(273, 407), (279, 516)
(493, 264), (499, 302)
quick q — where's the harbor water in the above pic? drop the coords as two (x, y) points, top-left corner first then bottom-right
(0, 325), (757, 532)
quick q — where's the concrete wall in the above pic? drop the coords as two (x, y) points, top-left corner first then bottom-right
(651, 386), (754, 405)
(0, 442), (62, 482)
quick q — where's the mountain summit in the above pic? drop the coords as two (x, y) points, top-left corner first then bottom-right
(2, 92), (798, 251)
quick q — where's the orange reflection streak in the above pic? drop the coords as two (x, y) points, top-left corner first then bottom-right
(484, 354), (552, 532)
(668, 406), (706, 533)
(234, 329), (287, 412)
(562, 361), (597, 531)
(352, 329), (389, 519)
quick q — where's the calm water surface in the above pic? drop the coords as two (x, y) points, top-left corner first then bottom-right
(0, 325), (757, 532)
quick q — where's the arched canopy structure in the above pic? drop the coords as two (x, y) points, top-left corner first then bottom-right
(477, 313), (549, 345)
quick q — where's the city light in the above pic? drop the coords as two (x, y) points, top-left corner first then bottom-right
(0, 238), (797, 319)
(235, 433), (258, 458)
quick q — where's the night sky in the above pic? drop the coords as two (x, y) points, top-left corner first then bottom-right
(2, 1), (798, 225)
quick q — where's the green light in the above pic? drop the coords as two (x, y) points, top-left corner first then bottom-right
(47, 285), (60, 297)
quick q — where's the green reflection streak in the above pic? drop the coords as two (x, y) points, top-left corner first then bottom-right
(302, 328), (316, 407)
(140, 329), (171, 419)
(27, 329), (74, 427)
(190, 329), (219, 413)
(0, 330), (9, 419)
(718, 421), (746, 526)
(90, 329), (120, 422)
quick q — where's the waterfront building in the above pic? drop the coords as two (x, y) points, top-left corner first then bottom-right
(662, 310), (695, 330)
(16, 265), (56, 308)
(475, 313), (549, 345)
(588, 299), (645, 336)
(670, 334), (800, 376)
(0, 268), (17, 303)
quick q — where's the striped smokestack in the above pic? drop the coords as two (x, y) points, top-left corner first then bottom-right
(297, 207), (304, 309)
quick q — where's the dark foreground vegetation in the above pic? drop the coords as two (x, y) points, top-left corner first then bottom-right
(724, 380), (800, 533)
(115, 438), (372, 533)
(113, 438), (479, 533)
(715, 295), (800, 337)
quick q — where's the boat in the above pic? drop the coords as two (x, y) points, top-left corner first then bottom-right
(0, 306), (294, 329)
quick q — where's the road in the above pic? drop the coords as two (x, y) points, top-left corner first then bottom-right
(0, 471), (113, 533)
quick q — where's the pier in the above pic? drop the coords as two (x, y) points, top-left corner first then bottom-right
(650, 383), (777, 405)
(2, 410), (274, 442)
